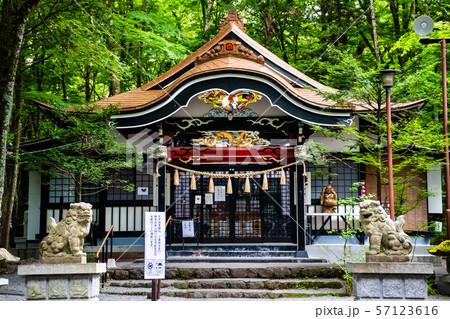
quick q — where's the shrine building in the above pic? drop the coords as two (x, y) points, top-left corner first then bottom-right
(24, 11), (438, 259)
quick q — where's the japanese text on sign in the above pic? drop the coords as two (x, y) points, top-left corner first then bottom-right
(144, 211), (166, 279)
(182, 220), (195, 237)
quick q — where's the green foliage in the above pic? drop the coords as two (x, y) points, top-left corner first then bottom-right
(326, 182), (372, 295)
(427, 240), (450, 256)
(311, 51), (445, 215)
(24, 104), (139, 201)
(5, 0), (450, 236)
(427, 274), (439, 296)
(14, 0), (450, 120)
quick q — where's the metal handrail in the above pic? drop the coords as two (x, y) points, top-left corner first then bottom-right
(305, 204), (364, 244)
(96, 225), (114, 259)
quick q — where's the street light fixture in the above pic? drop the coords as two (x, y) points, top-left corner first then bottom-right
(380, 69), (401, 221)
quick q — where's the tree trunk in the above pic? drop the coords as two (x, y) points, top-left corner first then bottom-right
(106, 2), (120, 96)
(142, 0), (147, 12)
(263, 7), (274, 47)
(204, 0), (214, 32)
(0, 64), (23, 249)
(388, 0), (401, 40)
(61, 62), (68, 102)
(369, 0), (381, 62)
(272, 22), (289, 63)
(85, 64), (91, 102)
(0, 0), (40, 241)
(136, 45), (142, 87)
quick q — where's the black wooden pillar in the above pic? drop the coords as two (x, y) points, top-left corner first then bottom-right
(296, 161), (308, 257)
(157, 165), (166, 213)
(155, 154), (165, 302)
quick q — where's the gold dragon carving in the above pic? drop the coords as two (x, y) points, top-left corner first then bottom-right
(192, 131), (270, 147)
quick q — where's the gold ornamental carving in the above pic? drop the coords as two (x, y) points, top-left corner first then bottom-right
(191, 131), (270, 147)
(195, 40), (264, 66)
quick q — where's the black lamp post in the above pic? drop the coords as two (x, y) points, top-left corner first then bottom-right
(380, 69), (401, 221)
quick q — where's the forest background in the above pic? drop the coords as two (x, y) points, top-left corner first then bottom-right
(0, 0), (450, 249)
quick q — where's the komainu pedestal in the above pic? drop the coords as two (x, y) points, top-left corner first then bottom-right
(18, 263), (106, 300)
(19, 202), (106, 300)
(349, 262), (433, 300)
(350, 200), (432, 300)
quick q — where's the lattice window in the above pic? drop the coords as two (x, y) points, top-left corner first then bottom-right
(235, 174), (261, 238)
(49, 175), (75, 203)
(81, 183), (100, 203)
(135, 164), (153, 201)
(170, 168), (293, 241)
(174, 171), (192, 219)
(306, 160), (360, 201)
(263, 170), (291, 238)
(106, 164), (153, 201)
(202, 173), (228, 238)
(107, 168), (135, 201)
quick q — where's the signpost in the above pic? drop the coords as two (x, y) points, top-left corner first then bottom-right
(144, 211), (166, 300)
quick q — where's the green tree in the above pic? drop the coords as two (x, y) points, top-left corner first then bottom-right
(25, 103), (138, 202)
(0, 0), (41, 249)
(311, 53), (444, 216)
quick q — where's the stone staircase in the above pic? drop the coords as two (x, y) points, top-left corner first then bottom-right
(103, 261), (348, 300)
(164, 244), (324, 263)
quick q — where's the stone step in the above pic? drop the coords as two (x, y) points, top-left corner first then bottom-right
(103, 278), (347, 299)
(166, 256), (326, 263)
(133, 255), (327, 264)
(109, 278), (345, 290)
(167, 244), (297, 252)
(166, 244), (298, 259)
(166, 250), (296, 258)
(108, 262), (341, 280)
(103, 287), (347, 299)
(105, 261), (347, 300)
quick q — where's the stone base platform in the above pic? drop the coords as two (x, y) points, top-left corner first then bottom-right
(365, 254), (410, 263)
(348, 262), (433, 300)
(18, 263), (106, 300)
(41, 255), (87, 264)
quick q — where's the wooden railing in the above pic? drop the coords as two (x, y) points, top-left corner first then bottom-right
(97, 225), (114, 260)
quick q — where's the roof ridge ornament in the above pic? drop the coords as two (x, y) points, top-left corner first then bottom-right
(195, 40), (264, 65)
(219, 11), (246, 33)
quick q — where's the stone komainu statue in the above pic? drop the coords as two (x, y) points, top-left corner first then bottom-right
(359, 200), (412, 256)
(39, 202), (93, 259)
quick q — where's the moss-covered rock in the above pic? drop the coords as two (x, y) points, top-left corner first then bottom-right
(427, 240), (450, 256)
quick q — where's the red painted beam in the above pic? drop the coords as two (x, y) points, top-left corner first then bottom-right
(168, 146), (295, 165)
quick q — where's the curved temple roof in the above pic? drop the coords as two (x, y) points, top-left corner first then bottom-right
(33, 11), (426, 129)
